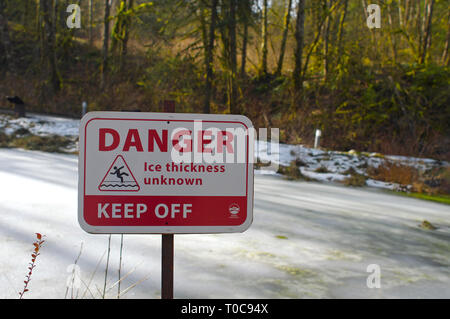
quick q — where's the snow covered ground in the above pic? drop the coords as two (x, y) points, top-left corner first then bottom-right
(1, 113), (447, 192)
(256, 140), (448, 191)
(0, 113), (80, 137)
(0, 148), (449, 299)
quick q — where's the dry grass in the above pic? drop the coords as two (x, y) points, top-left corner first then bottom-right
(367, 162), (418, 186)
(368, 162), (450, 195)
(278, 161), (308, 181)
(342, 173), (367, 187)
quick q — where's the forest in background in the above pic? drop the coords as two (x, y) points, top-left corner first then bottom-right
(0, 0), (449, 160)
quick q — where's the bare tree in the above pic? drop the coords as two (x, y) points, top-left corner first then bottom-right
(203, 0), (218, 114)
(259, 0), (268, 76)
(293, 0), (305, 94)
(0, 1), (14, 73)
(275, 0), (293, 76)
(40, 0), (61, 93)
(419, 0), (435, 64)
(442, 10), (449, 66)
(101, 0), (111, 88)
(240, 0), (252, 77)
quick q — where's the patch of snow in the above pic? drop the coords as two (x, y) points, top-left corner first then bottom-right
(0, 113), (80, 137)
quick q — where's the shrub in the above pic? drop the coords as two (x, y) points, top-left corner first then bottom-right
(19, 233), (45, 299)
(342, 173), (367, 187)
(278, 161), (307, 181)
(367, 161), (418, 186)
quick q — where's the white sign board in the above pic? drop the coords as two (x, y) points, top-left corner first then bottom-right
(78, 112), (254, 234)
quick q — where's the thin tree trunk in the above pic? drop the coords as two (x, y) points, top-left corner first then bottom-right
(323, 0), (331, 81)
(404, 0), (411, 27)
(275, 0), (293, 76)
(293, 0), (305, 94)
(442, 11), (449, 66)
(228, 0), (238, 113)
(336, 0), (348, 68)
(259, 0), (268, 76)
(121, 0), (134, 60)
(387, 2), (398, 64)
(41, 0), (61, 93)
(0, 1), (14, 73)
(89, 0), (93, 45)
(204, 0), (218, 114)
(419, 0), (435, 64)
(101, 0), (111, 88)
(240, 0), (251, 77)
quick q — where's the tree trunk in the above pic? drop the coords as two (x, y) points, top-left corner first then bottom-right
(442, 11), (449, 66)
(419, 0), (434, 64)
(259, 0), (268, 76)
(89, 0), (93, 45)
(275, 0), (293, 76)
(293, 0), (305, 95)
(336, 0), (348, 68)
(40, 0), (61, 93)
(121, 0), (134, 59)
(101, 0), (111, 88)
(228, 0), (238, 113)
(204, 0), (218, 114)
(323, 0), (331, 81)
(387, 2), (398, 64)
(240, 0), (251, 77)
(0, 1), (14, 73)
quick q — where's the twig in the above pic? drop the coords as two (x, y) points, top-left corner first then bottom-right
(118, 275), (151, 298)
(118, 234), (124, 299)
(102, 234), (112, 299)
(81, 250), (106, 299)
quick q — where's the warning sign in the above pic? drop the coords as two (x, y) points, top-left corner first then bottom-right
(98, 155), (140, 191)
(78, 111), (254, 234)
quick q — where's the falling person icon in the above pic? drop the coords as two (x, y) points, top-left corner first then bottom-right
(110, 166), (129, 183)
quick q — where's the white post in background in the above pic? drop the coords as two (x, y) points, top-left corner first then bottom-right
(314, 129), (322, 149)
(82, 101), (87, 117)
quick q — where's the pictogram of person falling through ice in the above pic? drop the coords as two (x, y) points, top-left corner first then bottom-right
(98, 155), (140, 191)
(111, 165), (129, 183)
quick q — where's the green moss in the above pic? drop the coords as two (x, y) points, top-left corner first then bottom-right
(418, 220), (438, 230)
(276, 265), (315, 277)
(392, 191), (450, 205)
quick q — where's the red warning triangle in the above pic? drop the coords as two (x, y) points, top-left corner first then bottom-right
(98, 155), (140, 192)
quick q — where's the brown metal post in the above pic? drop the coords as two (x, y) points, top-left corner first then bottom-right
(161, 234), (174, 299)
(162, 100), (175, 299)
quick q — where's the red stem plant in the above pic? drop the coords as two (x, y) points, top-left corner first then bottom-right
(19, 233), (45, 299)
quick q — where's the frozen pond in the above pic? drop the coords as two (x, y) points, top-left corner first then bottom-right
(0, 149), (448, 298)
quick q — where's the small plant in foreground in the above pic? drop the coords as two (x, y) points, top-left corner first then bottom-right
(19, 233), (45, 299)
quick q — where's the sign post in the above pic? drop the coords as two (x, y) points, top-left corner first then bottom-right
(78, 110), (254, 298)
(162, 101), (174, 300)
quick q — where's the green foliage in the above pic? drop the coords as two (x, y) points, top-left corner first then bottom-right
(0, 0), (448, 160)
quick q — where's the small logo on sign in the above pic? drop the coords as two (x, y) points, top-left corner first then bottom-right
(98, 155), (140, 191)
(229, 203), (240, 218)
